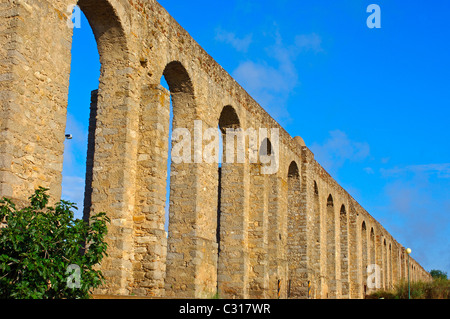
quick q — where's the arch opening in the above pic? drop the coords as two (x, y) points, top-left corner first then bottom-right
(287, 160), (304, 298)
(62, 8), (100, 222)
(216, 105), (247, 298)
(288, 161), (299, 178)
(327, 194), (334, 207)
(61, 0), (133, 295)
(161, 60), (195, 235)
(161, 60), (199, 297)
(314, 180), (319, 196)
(361, 221), (368, 297)
(259, 137), (273, 157)
(339, 204), (349, 297)
(326, 194), (336, 297)
(63, 0), (129, 224)
(217, 105), (241, 261)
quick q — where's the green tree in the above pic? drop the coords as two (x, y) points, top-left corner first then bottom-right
(0, 187), (110, 299)
(430, 269), (448, 280)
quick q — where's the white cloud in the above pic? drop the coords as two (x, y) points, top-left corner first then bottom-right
(381, 163), (450, 179)
(215, 28), (253, 52)
(294, 33), (323, 53)
(62, 114), (88, 172)
(233, 60), (293, 122)
(310, 130), (370, 174)
(61, 113), (89, 220)
(380, 162), (450, 273)
(232, 31), (323, 123)
(61, 175), (85, 220)
(233, 60), (292, 95)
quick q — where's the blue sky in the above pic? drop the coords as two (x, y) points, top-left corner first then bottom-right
(63, 1), (449, 275)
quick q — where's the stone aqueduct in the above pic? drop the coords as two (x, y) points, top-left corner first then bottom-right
(0, 0), (431, 298)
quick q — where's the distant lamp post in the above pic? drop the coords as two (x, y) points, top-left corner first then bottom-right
(406, 248), (412, 299)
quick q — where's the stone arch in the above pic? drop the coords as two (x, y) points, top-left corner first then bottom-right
(161, 60), (204, 298)
(68, 0), (137, 295)
(0, 0), (136, 296)
(247, 135), (274, 298)
(219, 105), (243, 164)
(217, 105), (248, 298)
(347, 204), (359, 298)
(162, 61), (195, 98)
(78, 3), (132, 174)
(266, 148), (285, 298)
(340, 204), (349, 297)
(369, 227), (375, 267)
(132, 60), (196, 297)
(160, 60), (196, 168)
(367, 227), (376, 295)
(219, 105), (241, 132)
(287, 160), (305, 297)
(77, 0), (129, 66)
(400, 250), (405, 280)
(312, 180), (322, 297)
(388, 242), (392, 287)
(326, 194), (336, 297)
(327, 194), (334, 207)
(259, 136), (278, 175)
(77, 0), (130, 200)
(288, 161), (299, 178)
(383, 238), (387, 289)
(248, 135), (279, 298)
(361, 220), (368, 297)
(260, 137), (273, 157)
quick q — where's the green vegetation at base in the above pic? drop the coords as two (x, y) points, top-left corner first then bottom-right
(367, 278), (449, 299)
(0, 187), (110, 299)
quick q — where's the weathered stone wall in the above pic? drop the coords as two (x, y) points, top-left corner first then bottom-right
(0, 0), (431, 299)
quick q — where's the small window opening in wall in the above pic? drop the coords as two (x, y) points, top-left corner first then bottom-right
(327, 194), (334, 207)
(140, 57), (148, 68)
(259, 137), (272, 157)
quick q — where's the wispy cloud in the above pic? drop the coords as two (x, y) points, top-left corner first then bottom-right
(310, 129), (370, 174)
(62, 114), (88, 171)
(381, 163), (450, 179)
(294, 33), (324, 53)
(380, 162), (450, 272)
(215, 28), (253, 52)
(233, 60), (293, 121)
(231, 30), (324, 124)
(61, 175), (85, 220)
(61, 113), (88, 220)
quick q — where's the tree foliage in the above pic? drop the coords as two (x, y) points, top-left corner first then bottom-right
(0, 187), (110, 299)
(430, 269), (448, 280)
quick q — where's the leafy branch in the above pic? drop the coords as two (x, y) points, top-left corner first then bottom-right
(0, 187), (110, 299)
